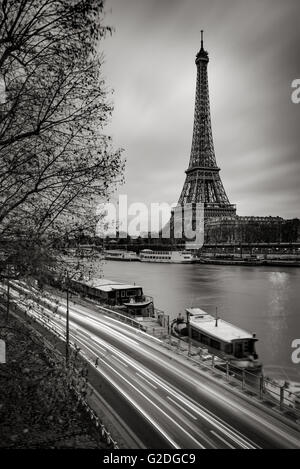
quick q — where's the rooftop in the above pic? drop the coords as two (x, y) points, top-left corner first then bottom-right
(75, 278), (142, 292)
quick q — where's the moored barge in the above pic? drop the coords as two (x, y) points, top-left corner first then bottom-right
(171, 307), (262, 373)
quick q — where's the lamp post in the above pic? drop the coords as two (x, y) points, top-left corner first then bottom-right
(187, 310), (191, 356)
(6, 278), (10, 322)
(65, 271), (70, 366)
(5, 264), (11, 322)
(64, 266), (80, 366)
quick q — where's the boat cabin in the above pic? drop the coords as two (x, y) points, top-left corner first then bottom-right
(71, 278), (144, 306)
(104, 250), (139, 261)
(186, 308), (258, 360)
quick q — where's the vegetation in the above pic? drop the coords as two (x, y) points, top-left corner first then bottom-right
(0, 3), (123, 446)
(0, 0), (124, 281)
(0, 305), (111, 448)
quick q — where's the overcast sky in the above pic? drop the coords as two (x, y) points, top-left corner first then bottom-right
(102, 0), (300, 220)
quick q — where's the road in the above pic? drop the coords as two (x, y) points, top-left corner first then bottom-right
(4, 282), (300, 449)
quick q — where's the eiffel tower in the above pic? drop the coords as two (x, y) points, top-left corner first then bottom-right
(178, 31), (236, 219)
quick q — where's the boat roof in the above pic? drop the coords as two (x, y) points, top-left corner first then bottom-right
(105, 250), (137, 254)
(186, 308), (255, 343)
(75, 278), (142, 292)
(124, 300), (152, 307)
(141, 250), (192, 255)
(141, 250), (171, 254)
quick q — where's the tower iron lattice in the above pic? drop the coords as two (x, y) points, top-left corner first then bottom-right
(178, 31), (236, 219)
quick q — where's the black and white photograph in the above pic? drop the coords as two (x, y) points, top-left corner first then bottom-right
(0, 0), (300, 456)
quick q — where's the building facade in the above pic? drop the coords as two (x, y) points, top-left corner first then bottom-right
(204, 216), (300, 245)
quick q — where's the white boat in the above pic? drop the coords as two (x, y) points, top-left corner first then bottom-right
(139, 249), (195, 264)
(171, 307), (262, 372)
(104, 250), (140, 261)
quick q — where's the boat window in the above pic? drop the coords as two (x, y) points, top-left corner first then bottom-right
(234, 342), (244, 358)
(225, 344), (233, 354)
(191, 329), (201, 341)
(200, 334), (210, 346)
(211, 339), (221, 350)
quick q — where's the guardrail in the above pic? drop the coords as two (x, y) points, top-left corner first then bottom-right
(82, 295), (300, 421)
(163, 336), (300, 421)
(0, 290), (119, 449)
(2, 282), (299, 424)
(92, 303), (147, 331)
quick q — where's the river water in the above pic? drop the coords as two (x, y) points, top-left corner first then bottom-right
(102, 261), (300, 381)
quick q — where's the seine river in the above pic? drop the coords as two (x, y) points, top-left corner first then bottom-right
(102, 261), (300, 381)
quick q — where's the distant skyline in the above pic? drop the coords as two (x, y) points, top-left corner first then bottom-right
(102, 0), (300, 219)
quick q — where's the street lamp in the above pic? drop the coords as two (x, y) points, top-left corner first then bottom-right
(5, 264), (11, 322)
(6, 277), (10, 322)
(187, 310), (191, 356)
(64, 264), (81, 366)
(65, 271), (70, 366)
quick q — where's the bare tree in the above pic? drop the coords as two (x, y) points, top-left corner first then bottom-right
(0, 0), (124, 279)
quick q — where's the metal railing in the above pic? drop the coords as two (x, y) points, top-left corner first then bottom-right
(163, 335), (300, 421)
(2, 283), (299, 424)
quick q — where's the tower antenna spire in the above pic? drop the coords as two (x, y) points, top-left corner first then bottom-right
(201, 30), (204, 50)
